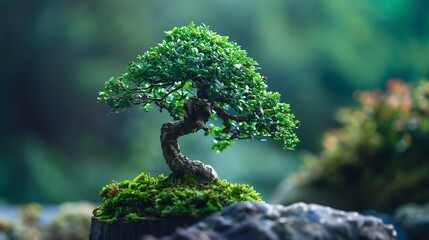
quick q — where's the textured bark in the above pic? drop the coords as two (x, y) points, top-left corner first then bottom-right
(160, 98), (219, 181)
(89, 217), (201, 240)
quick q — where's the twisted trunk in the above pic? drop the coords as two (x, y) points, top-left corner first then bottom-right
(160, 98), (219, 181)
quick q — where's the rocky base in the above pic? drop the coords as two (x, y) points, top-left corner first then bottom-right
(144, 202), (397, 240)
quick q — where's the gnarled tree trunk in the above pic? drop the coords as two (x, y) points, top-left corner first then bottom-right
(160, 98), (219, 181)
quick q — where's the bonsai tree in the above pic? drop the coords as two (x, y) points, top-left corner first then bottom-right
(92, 24), (300, 239)
(98, 23), (299, 181)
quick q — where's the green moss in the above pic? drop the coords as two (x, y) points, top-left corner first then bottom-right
(94, 173), (263, 222)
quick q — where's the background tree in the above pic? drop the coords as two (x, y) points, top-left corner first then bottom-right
(276, 80), (429, 212)
(99, 23), (299, 181)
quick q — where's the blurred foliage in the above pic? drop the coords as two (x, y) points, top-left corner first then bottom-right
(46, 202), (93, 240)
(289, 80), (429, 212)
(94, 173), (262, 222)
(0, 202), (93, 240)
(1, 0), (428, 203)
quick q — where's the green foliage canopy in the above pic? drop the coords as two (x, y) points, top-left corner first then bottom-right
(99, 23), (299, 151)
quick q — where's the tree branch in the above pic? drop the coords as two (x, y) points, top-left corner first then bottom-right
(212, 103), (250, 133)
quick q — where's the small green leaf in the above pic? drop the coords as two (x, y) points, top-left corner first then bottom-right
(191, 47), (199, 56)
(142, 103), (153, 112)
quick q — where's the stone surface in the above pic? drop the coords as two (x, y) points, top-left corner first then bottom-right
(363, 210), (407, 240)
(143, 202), (397, 240)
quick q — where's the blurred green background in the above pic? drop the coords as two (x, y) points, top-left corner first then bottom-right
(1, 0), (428, 204)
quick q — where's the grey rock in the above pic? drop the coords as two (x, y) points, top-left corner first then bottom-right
(144, 202), (397, 240)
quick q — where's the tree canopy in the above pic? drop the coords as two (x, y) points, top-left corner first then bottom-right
(99, 23), (299, 152)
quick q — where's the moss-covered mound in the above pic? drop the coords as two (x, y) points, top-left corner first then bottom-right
(94, 173), (263, 222)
